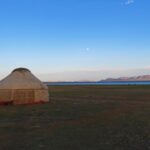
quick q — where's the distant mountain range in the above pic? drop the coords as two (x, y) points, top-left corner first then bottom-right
(101, 75), (150, 81)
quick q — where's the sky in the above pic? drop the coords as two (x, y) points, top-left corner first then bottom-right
(0, 0), (150, 81)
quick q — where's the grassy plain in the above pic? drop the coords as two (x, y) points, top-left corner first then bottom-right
(0, 85), (150, 150)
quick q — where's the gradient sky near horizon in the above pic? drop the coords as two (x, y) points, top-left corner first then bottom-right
(0, 0), (150, 81)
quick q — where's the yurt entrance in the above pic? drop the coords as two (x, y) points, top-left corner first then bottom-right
(13, 90), (35, 104)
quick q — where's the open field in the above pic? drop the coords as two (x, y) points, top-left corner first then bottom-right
(0, 85), (150, 150)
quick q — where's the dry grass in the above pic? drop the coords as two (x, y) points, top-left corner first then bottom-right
(0, 85), (149, 150)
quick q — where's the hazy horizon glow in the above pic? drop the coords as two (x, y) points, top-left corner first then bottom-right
(0, 0), (150, 81)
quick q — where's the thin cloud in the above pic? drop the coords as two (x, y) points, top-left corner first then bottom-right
(125, 0), (134, 5)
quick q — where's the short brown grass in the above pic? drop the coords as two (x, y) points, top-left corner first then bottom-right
(0, 85), (149, 150)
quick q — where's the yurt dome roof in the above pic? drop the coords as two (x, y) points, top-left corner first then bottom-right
(0, 67), (48, 90)
(12, 68), (31, 73)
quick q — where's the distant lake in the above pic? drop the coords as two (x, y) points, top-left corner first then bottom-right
(45, 81), (150, 86)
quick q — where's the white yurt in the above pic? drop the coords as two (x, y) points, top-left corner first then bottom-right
(0, 68), (49, 105)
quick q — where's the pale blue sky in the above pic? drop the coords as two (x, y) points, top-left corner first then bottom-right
(0, 0), (150, 81)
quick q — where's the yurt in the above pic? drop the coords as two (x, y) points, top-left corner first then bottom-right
(0, 68), (49, 105)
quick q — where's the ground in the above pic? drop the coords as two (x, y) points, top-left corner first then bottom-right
(0, 85), (150, 150)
